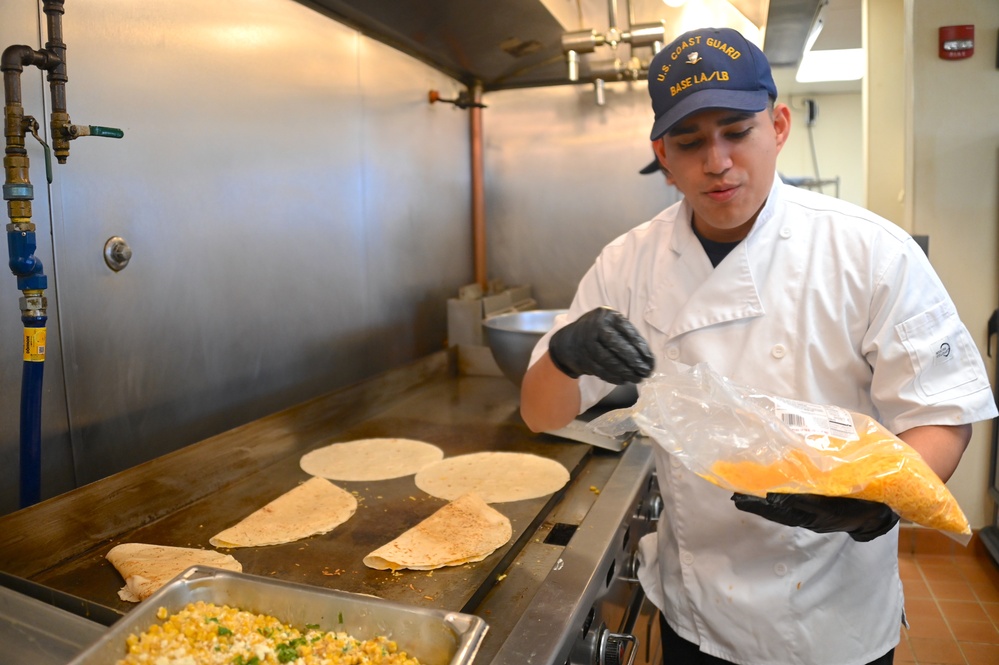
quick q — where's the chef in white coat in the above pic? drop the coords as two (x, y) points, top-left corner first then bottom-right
(521, 26), (997, 665)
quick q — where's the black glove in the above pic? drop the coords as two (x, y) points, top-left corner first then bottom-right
(548, 307), (655, 385)
(731, 492), (900, 542)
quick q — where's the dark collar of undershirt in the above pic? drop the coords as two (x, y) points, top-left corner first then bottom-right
(691, 220), (742, 268)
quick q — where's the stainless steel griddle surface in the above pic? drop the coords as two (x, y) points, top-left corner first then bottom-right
(0, 358), (592, 621)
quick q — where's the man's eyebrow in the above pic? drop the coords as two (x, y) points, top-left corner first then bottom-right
(667, 124), (697, 137)
(667, 111), (756, 136)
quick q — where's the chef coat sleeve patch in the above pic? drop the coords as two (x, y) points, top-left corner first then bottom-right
(896, 301), (989, 401)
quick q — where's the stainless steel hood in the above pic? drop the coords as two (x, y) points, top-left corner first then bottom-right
(297, 0), (572, 90)
(295, 0), (824, 91)
(764, 0), (827, 67)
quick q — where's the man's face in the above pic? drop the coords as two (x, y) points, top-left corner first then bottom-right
(653, 104), (790, 242)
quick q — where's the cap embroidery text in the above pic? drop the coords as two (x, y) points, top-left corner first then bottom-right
(667, 35), (702, 63)
(655, 39), (745, 83)
(705, 37), (742, 60)
(671, 70), (730, 97)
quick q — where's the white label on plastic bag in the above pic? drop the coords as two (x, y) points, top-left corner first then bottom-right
(768, 396), (858, 441)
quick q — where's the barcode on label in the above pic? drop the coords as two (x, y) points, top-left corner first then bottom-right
(782, 413), (807, 428)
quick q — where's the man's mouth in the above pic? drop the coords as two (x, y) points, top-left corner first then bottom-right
(705, 184), (739, 202)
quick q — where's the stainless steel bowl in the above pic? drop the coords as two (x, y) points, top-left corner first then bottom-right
(482, 309), (636, 407)
(482, 309), (566, 386)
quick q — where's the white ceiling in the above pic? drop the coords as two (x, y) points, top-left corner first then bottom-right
(810, 0), (862, 51)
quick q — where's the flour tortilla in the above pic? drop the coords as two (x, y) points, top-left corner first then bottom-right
(414, 451), (570, 503)
(106, 543), (242, 602)
(209, 477), (357, 548)
(363, 493), (512, 571)
(300, 438), (445, 481)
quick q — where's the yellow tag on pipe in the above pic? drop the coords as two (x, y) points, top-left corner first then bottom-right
(23, 327), (46, 362)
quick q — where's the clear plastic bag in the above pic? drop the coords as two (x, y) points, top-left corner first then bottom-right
(591, 361), (971, 542)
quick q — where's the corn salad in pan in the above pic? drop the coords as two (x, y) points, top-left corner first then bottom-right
(116, 600), (422, 665)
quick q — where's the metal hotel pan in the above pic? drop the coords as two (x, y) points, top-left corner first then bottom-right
(68, 566), (488, 665)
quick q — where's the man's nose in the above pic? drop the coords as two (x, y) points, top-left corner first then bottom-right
(704, 141), (732, 174)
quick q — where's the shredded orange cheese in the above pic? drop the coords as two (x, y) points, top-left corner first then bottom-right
(707, 412), (970, 535)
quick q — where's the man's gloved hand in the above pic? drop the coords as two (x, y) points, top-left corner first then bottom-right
(548, 307), (655, 385)
(731, 492), (900, 542)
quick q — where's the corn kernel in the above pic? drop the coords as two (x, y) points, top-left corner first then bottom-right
(116, 601), (423, 665)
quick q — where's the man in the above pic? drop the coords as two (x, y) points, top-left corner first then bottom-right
(520, 26), (996, 665)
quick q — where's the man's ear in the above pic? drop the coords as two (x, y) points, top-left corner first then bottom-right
(773, 103), (791, 153)
(651, 139), (675, 185)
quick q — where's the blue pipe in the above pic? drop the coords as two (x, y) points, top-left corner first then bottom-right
(7, 229), (48, 508)
(7, 225), (47, 291)
(20, 317), (46, 507)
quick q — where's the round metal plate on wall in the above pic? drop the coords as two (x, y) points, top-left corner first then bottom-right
(103, 236), (132, 272)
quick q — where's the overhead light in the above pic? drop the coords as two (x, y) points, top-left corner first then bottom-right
(662, 0), (688, 7)
(795, 48), (864, 83)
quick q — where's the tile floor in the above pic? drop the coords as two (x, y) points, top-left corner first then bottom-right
(896, 527), (999, 665)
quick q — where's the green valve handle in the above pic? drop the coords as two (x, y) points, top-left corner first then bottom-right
(88, 125), (124, 139)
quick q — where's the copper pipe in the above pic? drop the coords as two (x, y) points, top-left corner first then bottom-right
(469, 83), (486, 291)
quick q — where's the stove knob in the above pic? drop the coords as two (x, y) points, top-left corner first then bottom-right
(644, 493), (664, 522)
(604, 635), (624, 665)
(568, 618), (602, 665)
(619, 551), (640, 583)
(599, 629), (637, 665)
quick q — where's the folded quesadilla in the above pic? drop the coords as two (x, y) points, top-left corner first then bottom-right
(106, 543), (242, 602)
(363, 492), (512, 571)
(209, 476), (357, 548)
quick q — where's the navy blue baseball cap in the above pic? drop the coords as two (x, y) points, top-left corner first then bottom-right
(648, 27), (777, 140)
(639, 158), (662, 174)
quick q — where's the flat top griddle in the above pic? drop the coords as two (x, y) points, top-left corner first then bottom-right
(9, 367), (592, 619)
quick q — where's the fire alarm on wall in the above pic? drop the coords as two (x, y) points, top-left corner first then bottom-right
(939, 25), (974, 60)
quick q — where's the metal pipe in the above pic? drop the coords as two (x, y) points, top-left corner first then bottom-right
(625, 22), (667, 49)
(561, 30), (600, 82)
(469, 83), (486, 291)
(3, 0), (119, 507)
(586, 58), (646, 82)
(566, 50), (580, 82)
(605, 0), (621, 48)
(3, 2), (61, 508)
(560, 3), (662, 92)
(3, 46), (54, 104)
(594, 79), (606, 106)
(43, 0), (70, 164)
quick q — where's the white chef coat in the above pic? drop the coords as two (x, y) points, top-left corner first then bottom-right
(529, 176), (997, 665)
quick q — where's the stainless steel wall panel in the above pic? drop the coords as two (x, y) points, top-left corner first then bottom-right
(0, 0), (471, 513)
(53, 0), (372, 485)
(358, 37), (472, 370)
(483, 83), (681, 308)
